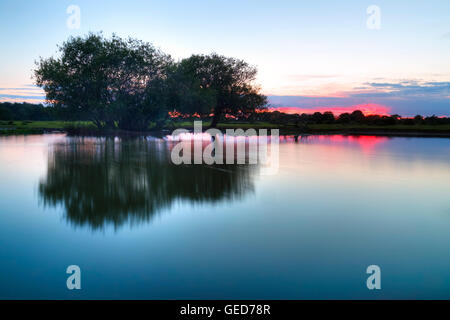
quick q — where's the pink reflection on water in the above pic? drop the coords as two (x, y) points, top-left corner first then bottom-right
(302, 135), (389, 155)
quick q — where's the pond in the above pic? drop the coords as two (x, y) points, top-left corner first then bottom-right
(0, 133), (449, 299)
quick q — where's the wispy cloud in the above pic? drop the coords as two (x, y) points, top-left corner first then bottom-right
(351, 81), (450, 98)
(0, 85), (45, 102)
(0, 85), (40, 92)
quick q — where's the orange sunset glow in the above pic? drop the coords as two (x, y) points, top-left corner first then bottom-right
(266, 103), (391, 116)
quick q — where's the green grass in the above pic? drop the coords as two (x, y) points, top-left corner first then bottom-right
(0, 120), (93, 129)
(0, 121), (93, 135)
(172, 121), (450, 132)
(167, 121), (280, 129)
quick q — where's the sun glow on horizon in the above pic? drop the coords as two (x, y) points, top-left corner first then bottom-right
(266, 103), (391, 116)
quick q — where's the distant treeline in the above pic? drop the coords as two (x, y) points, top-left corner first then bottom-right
(0, 101), (90, 121)
(0, 102), (56, 121)
(1, 101), (449, 127)
(252, 110), (450, 126)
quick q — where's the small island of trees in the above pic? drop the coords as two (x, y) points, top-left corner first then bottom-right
(33, 33), (266, 131)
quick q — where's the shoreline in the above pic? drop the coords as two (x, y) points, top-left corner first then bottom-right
(2, 120), (450, 138)
(2, 128), (450, 138)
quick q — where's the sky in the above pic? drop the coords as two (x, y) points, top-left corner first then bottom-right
(0, 0), (449, 116)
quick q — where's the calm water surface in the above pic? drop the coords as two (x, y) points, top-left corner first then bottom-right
(0, 134), (449, 299)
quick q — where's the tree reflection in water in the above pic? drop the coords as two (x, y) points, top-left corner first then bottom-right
(39, 136), (257, 230)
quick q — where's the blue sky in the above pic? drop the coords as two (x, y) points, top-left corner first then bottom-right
(1, 0), (449, 115)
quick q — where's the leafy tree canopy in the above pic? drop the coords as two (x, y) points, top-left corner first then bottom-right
(34, 33), (173, 130)
(169, 53), (267, 127)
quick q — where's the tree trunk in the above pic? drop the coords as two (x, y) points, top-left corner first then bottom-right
(209, 112), (221, 128)
(105, 120), (116, 130)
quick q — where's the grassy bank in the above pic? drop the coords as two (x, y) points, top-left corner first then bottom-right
(0, 121), (92, 135)
(169, 121), (450, 137)
(1, 120), (450, 137)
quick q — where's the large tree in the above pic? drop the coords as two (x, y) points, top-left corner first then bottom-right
(170, 53), (267, 127)
(34, 33), (173, 130)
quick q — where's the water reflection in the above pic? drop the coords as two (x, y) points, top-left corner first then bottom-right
(38, 137), (257, 230)
(292, 135), (390, 154)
